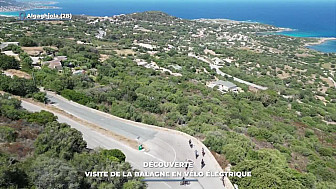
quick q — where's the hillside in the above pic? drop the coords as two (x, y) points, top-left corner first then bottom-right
(0, 94), (146, 188)
(0, 11), (336, 188)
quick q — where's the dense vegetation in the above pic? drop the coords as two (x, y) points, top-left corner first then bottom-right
(0, 75), (38, 96)
(0, 94), (146, 189)
(0, 53), (20, 70)
(1, 11), (336, 188)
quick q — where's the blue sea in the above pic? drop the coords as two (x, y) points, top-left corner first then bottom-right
(308, 40), (336, 53)
(1, 0), (336, 52)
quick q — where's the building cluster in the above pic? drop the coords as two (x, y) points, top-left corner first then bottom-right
(0, 42), (88, 75)
(135, 59), (182, 77)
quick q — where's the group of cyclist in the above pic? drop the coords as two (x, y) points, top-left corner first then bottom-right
(181, 139), (207, 185)
(188, 139), (206, 168)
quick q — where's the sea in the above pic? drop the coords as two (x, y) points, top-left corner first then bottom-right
(1, 0), (336, 52)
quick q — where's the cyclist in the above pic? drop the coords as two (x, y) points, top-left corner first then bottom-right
(181, 177), (186, 185)
(189, 139), (193, 148)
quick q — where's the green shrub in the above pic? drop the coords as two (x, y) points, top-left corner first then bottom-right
(35, 122), (87, 160)
(222, 144), (246, 165)
(25, 110), (57, 125)
(317, 147), (333, 157)
(33, 92), (47, 103)
(0, 75), (38, 96)
(305, 129), (315, 138)
(0, 54), (20, 70)
(100, 149), (126, 162)
(61, 89), (91, 105)
(0, 126), (17, 142)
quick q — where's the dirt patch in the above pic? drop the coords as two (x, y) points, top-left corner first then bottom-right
(99, 54), (110, 62)
(284, 65), (293, 71)
(277, 72), (291, 79)
(315, 95), (327, 104)
(321, 77), (333, 87)
(313, 128), (336, 148)
(204, 49), (217, 56)
(22, 46), (58, 56)
(292, 122), (307, 138)
(318, 86), (329, 94)
(250, 137), (275, 150)
(295, 53), (313, 58)
(211, 151), (229, 170)
(4, 69), (31, 79)
(289, 152), (308, 172)
(276, 67), (291, 79)
(322, 63), (334, 70)
(25, 31), (33, 37)
(115, 49), (136, 56)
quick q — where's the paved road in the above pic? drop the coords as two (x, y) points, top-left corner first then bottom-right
(188, 53), (268, 91)
(210, 64), (268, 90)
(21, 92), (229, 189)
(328, 77), (336, 88)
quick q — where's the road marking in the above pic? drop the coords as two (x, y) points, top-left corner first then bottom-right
(159, 138), (177, 162)
(144, 152), (166, 162)
(44, 92), (227, 188)
(163, 182), (172, 188)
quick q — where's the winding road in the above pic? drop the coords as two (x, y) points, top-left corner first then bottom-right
(21, 91), (233, 189)
(188, 53), (268, 91)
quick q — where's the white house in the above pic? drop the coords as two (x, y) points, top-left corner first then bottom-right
(0, 42), (19, 51)
(209, 80), (238, 93)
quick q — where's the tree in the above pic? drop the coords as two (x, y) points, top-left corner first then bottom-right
(100, 149), (126, 163)
(222, 144), (246, 165)
(25, 110), (57, 125)
(29, 156), (81, 189)
(19, 37), (36, 47)
(0, 126), (17, 142)
(43, 47), (57, 55)
(20, 55), (33, 72)
(177, 103), (189, 115)
(35, 122), (87, 160)
(32, 92), (47, 103)
(0, 54), (20, 70)
(0, 75), (38, 96)
(0, 94), (23, 120)
(61, 89), (91, 105)
(72, 152), (146, 189)
(0, 152), (29, 188)
(123, 180), (146, 189)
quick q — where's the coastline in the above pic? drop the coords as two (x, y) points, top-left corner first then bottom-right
(0, 6), (61, 14)
(0, 9), (335, 52)
(304, 37), (336, 46)
(274, 27), (296, 33)
(0, 1), (60, 15)
(0, 14), (16, 18)
(193, 18), (335, 53)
